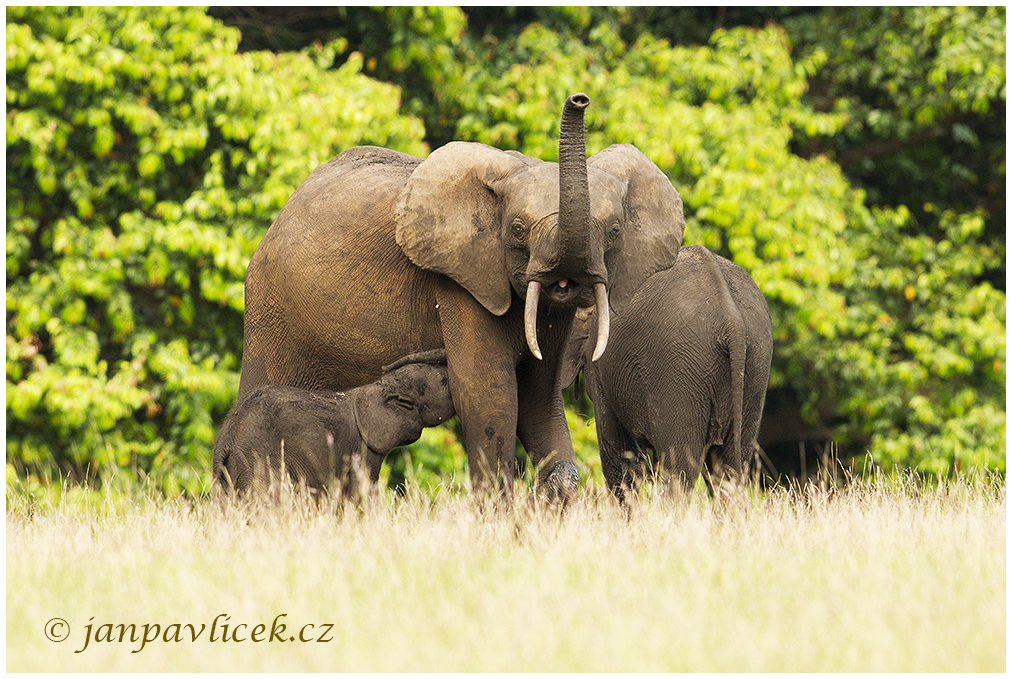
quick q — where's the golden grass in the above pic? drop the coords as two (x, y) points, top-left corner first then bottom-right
(6, 474), (1006, 672)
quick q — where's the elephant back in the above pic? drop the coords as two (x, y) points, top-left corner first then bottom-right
(271, 146), (422, 244)
(240, 147), (444, 398)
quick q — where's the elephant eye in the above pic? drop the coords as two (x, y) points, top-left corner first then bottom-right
(388, 395), (415, 410)
(608, 222), (621, 240)
(510, 218), (527, 239)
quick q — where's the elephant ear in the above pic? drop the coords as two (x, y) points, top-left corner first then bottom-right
(353, 384), (423, 455)
(395, 141), (528, 316)
(589, 144), (684, 313)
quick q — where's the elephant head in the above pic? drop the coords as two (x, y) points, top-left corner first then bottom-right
(395, 94), (684, 361)
(353, 361), (455, 454)
(587, 143), (686, 313)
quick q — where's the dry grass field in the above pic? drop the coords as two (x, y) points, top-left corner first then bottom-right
(6, 473), (1006, 672)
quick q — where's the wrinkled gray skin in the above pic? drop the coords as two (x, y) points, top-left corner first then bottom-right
(564, 245), (773, 501)
(214, 353), (454, 501)
(237, 93), (684, 503)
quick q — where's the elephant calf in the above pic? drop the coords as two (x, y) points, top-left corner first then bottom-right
(213, 350), (454, 501)
(566, 245), (772, 500)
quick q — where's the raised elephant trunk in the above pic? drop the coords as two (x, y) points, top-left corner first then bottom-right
(558, 93), (592, 265)
(524, 92), (610, 362)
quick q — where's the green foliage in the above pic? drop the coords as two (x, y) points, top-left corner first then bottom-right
(790, 7), (1005, 140)
(567, 405), (604, 487)
(832, 205), (1005, 473)
(786, 7), (1006, 250)
(6, 7), (426, 493)
(208, 7), (472, 148)
(385, 422), (468, 497)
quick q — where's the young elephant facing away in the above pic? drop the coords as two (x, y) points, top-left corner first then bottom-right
(566, 245), (772, 500)
(213, 350), (454, 501)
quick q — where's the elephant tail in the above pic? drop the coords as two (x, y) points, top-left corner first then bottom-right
(728, 311), (747, 479)
(700, 247), (747, 478)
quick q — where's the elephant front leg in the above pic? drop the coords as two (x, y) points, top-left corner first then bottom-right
(516, 373), (579, 503)
(452, 368), (519, 502)
(591, 398), (646, 504)
(436, 280), (521, 503)
(515, 309), (580, 504)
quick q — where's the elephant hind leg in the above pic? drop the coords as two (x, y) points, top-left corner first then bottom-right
(707, 436), (747, 485)
(682, 442), (749, 514)
(654, 435), (706, 496)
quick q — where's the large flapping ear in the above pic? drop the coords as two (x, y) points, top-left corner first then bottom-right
(395, 141), (528, 316)
(353, 384), (423, 455)
(589, 144), (684, 313)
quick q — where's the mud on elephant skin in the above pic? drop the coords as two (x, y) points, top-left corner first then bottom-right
(214, 350), (454, 501)
(564, 244), (773, 501)
(238, 93), (684, 503)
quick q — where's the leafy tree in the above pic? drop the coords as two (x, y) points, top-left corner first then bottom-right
(777, 7), (1006, 471)
(210, 6), (471, 148)
(6, 7), (426, 493)
(830, 204), (1004, 473)
(785, 7), (1006, 282)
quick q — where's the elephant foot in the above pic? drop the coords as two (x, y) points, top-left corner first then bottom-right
(541, 461), (579, 505)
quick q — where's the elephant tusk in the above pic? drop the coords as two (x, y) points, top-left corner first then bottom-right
(592, 282), (610, 361)
(525, 280), (543, 360)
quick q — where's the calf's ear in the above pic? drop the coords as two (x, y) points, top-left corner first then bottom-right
(353, 385), (424, 454)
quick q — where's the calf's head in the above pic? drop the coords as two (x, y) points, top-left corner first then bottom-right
(353, 361), (454, 454)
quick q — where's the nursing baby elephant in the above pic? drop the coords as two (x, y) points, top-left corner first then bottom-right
(213, 350), (454, 501)
(565, 245), (772, 500)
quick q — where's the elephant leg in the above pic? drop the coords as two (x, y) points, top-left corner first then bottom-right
(516, 374), (578, 503)
(436, 279), (520, 502)
(701, 443), (744, 506)
(340, 444), (369, 502)
(236, 267), (273, 401)
(515, 305), (579, 502)
(739, 355), (771, 482)
(654, 436), (706, 495)
(707, 439), (742, 489)
(592, 398), (645, 504)
(236, 346), (268, 402)
(367, 452), (384, 492)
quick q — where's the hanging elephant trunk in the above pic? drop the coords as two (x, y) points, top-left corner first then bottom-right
(525, 92), (610, 362)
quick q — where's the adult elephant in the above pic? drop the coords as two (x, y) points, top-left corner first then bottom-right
(237, 94), (684, 501)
